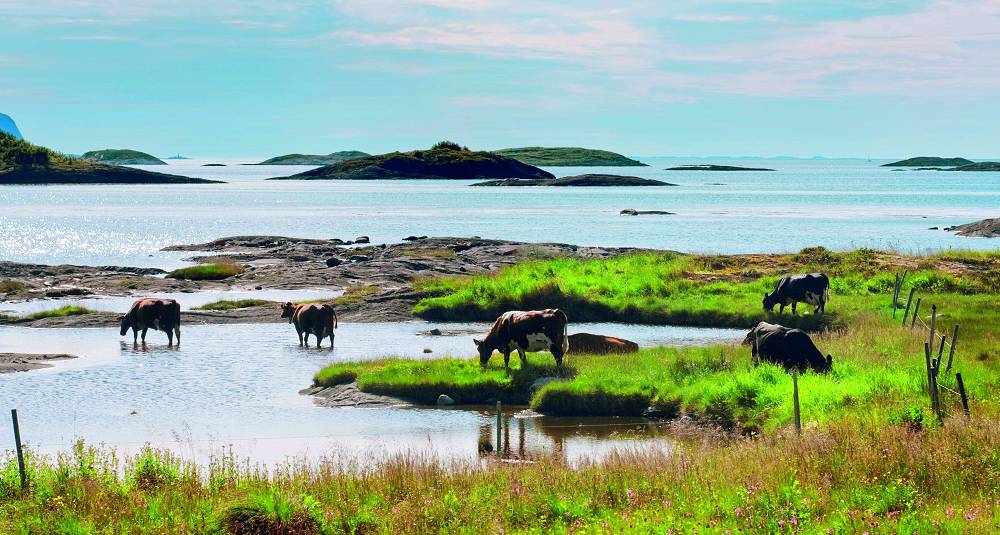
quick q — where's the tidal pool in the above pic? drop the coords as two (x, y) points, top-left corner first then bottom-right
(0, 322), (743, 466)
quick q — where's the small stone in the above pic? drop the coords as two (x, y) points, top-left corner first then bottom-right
(423, 348), (433, 353)
(928, 226), (939, 230)
(429, 328), (442, 336)
(436, 394), (455, 406)
(325, 257), (342, 267)
(354, 235), (370, 244)
(255, 285), (262, 290)
(348, 255), (369, 262)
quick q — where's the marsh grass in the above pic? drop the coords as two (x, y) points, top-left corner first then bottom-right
(328, 284), (378, 306)
(0, 279), (26, 293)
(192, 299), (273, 311)
(18, 305), (97, 321)
(2, 420), (998, 533)
(166, 263), (244, 281)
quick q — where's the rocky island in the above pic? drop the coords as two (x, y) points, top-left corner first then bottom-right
(949, 162), (1000, 172)
(494, 147), (646, 166)
(80, 149), (166, 165)
(666, 164), (775, 171)
(268, 141), (553, 181)
(471, 174), (674, 187)
(0, 133), (221, 184)
(882, 157), (973, 167)
(946, 217), (1000, 237)
(253, 151), (370, 165)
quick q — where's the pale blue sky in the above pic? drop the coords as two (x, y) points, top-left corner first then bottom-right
(2, 0), (998, 157)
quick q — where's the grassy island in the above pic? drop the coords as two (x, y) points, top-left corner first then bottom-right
(494, 147), (647, 167)
(253, 151), (369, 165)
(883, 157), (974, 167)
(80, 149), (166, 165)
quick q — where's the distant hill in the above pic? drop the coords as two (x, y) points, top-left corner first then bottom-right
(269, 141), (554, 181)
(949, 162), (1000, 172)
(471, 174), (674, 187)
(882, 157), (973, 167)
(253, 151), (370, 165)
(81, 149), (166, 165)
(493, 147), (647, 167)
(0, 133), (220, 184)
(665, 164), (775, 171)
(0, 113), (22, 140)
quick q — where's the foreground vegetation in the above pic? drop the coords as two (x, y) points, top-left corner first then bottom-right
(2, 420), (998, 533)
(166, 263), (244, 281)
(192, 299), (272, 311)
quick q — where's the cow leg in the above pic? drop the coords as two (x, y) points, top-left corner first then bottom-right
(167, 330), (173, 347)
(303, 332), (311, 348)
(174, 326), (181, 346)
(503, 350), (511, 368)
(791, 302), (797, 315)
(551, 344), (564, 367)
(141, 328), (148, 344)
(517, 347), (527, 368)
(296, 327), (303, 346)
(132, 328), (138, 345)
(778, 303), (785, 315)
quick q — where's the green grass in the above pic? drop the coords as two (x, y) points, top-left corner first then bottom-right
(192, 299), (272, 311)
(2, 421), (998, 533)
(493, 146), (647, 166)
(166, 263), (244, 281)
(20, 306), (97, 321)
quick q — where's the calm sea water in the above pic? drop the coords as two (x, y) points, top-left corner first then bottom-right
(0, 322), (741, 466)
(1, 157), (997, 269)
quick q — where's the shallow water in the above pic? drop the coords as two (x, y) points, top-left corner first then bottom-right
(0, 288), (342, 315)
(2, 158), (997, 268)
(0, 322), (742, 466)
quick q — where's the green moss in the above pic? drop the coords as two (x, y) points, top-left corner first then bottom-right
(166, 263), (243, 281)
(21, 305), (97, 321)
(191, 299), (272, 311)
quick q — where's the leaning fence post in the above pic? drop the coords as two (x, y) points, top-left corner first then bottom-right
(495, 401), (502, 455)
(11, 409), (27, 490)
(956, 373), (970, 417)
(792, 371), (801, 436)
(901, 288), (915, 326)
(929, 363), (942, 423)
(936, 335), (947, 377)
(945, 325), (959, 373)
(924, 343), (933, 396)
(910, 298), (921, 329)
(892, 274), (901, 317)
(929, 305), (937, 349)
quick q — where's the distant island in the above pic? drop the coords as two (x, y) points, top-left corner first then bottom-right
(882, 157), (973, 167)
(949, 162), (1000, 172)
(471, 174), (674, 187)
(80, 149), (166, 165)
(0, 133), (220, 184)
(0, 113), (22, 140)
(252, 151), (370, 165)
(493, 147), (647, 167)
(202, 163), (226, 167)
(269, 141), (554, 181)
(665, 164), (775, 171)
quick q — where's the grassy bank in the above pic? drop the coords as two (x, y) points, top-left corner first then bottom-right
(0, 305), (100, 324)
(166, 263), (244, 281)
(3, 421), (998, 533)
(413, 247), (998, 328)
(192, 299), (273, 311)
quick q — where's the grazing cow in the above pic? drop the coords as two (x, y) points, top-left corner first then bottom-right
(763, 273), (830, 315)
(567, 333), (639, 355)
(119, 298), (181, 346)
(281, 303), (338, 348)
(474, 309), (569, 368)
(743, 321), (832, 373)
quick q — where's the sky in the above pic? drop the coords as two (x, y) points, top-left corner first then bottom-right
(1, 0), (998, 158)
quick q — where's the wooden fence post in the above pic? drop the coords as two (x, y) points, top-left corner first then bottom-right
(945, 325), (959, 373)
(792, 371), (801, 436)
(910, 298), (921, 329)
(956, 373), (970, 417)
(901, 288), (915, 326)
(892, 274), (901, 317)
(929, 305), (937, 350)
(11, 409), (27, 490)
(936, 335), (947, 377)
(929, 364), (942, 423)
(495, 401), (502, 455)
(924, 343), (933, 396)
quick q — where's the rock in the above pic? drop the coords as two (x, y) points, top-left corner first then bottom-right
(948, 217), (1000, 237)
(255, 285), (263, 290)
(354, 235), (370, 244)
(325, 257), (342, 267)
(882, 156), (974, 167)
(429, 328), (442, 336)
(471, 174), (674, 187)
(423, 348), (433, 353)
(436, 394), (455, 406)
(403, 235), (427, 241)
(45, 287), (92, 297)
(289, 255), (309, 262)
(928, 226), (939, 230)
(620, 209), (674, 216)
(568, 333), (640, 354)
(347, 255), (369, 262)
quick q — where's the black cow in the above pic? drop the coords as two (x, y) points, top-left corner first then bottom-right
(743, 322), (832, 373)
(474, 309), (569, 368)
(763, 273), (830, 315)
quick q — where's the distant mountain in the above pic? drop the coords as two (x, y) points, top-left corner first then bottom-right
(493, 147), (647, 167)
(253, 151), (370, 165)
(471, 174), (674, 187)
(0, 113), (22, 140)
(0, 133), (220, 184)
(269, 141), (553, 181)
(81, 149), (166, 165)
(882, 157), (973, 167)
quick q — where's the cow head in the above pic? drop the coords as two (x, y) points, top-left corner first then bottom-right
(280, 302), (295, 323)
(474, 338), (493, 366)
(118, 314), (130, 336)
(762, 292), (777, 312)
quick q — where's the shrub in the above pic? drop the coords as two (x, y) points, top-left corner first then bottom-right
(219, 490), (325, 534)
(431, 140), (468, 151)
(193, 299), (271, 311)
(128, 448), (179, 490)
(167, 263), (243, 281)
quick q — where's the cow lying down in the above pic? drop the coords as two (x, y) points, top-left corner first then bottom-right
(281, 302), (338, 348)
(474, 309), (569, 368)
(743, 321), (832, 373)
(119, 298), (181, 346)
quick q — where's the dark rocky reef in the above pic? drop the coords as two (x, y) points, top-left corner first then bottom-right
(946, 218), (1000, 237)
(665, 164), (775, 171)
(471, 174), (674, 187)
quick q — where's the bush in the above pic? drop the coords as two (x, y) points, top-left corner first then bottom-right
(431, 140), (467, 151)
(219, 490), (325, 534)
(128, 448), (179, 490)
(167, 263), (243, 281)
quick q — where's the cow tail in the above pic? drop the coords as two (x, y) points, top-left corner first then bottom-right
(332, 307), (338, 330)
(558, 309), (569, 354)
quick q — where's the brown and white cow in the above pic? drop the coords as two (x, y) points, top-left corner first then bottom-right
(119, 298), (181, 346)
(281, 302), (338, 348)
(474, 309), (569, 368)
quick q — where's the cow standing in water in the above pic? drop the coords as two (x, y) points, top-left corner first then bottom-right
(743, 321), (832, 373)
(281, 303), (338, 348)
(763, 273), (830, 315)
(119, 298), (181, 346)
(474, 309), (569, 368)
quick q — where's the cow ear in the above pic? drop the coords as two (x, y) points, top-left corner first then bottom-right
(473, 338), (481, 347)
(826, 354), (833, 366)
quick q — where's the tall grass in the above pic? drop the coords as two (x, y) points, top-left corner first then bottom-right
(20, 305), (97, 321)
(166, 263), (244, 281)
(192, 299), (272, 311)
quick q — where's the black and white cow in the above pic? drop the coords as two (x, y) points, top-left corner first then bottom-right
(763, 273), (830, 315)
(743, 321), (832, 373)
(474, 309), (569, 368)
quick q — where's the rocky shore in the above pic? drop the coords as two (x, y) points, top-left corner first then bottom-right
(1, 236), (635, 327)
(0, 352), (77, 374)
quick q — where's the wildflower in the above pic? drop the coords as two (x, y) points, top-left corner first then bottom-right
(946, 506), (954, 519)
(626, 488), (636, 501)
(778, 520), (785, 528)
(964, 509), (978, 521)
(734, 507), (743, 517)
(789, 517), (798, 525)
(662, 500), (671, 508)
